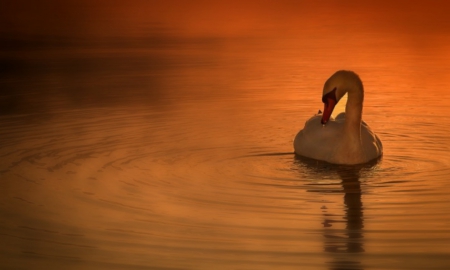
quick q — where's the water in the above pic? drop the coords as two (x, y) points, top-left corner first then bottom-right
(2, 1), (450, 269)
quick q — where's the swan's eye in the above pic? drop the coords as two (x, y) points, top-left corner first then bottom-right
(322, 87), (337, 104)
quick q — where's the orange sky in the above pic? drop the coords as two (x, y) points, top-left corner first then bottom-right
(1, 0), (450, 38)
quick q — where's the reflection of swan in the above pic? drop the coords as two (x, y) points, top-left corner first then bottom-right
(324, 168), (364, 270)
(294, 156), (374, 270)
(294, 70), (383, 165)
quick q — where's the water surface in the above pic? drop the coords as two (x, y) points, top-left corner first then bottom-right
(1, 1), (450, 269)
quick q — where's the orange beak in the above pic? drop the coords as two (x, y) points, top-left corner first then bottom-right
(321, 87), (337, 125)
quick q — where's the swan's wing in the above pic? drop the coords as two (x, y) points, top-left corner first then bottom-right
(361, 124), (383, 155)
(335, 112), (346, 121)
(335, 112), (370, 127)
(374, 133), (383, 152)
(294, 115), (341, 160)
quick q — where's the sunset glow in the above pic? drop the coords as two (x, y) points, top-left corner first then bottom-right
(1, 1), (450, 269)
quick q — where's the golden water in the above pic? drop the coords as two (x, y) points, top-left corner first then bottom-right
(1, 1), (450, 269)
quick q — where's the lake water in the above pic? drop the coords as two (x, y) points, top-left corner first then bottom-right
(1, 2), (450, 269)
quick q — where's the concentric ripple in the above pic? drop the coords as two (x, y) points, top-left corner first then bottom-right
(1, 101), (450, 270)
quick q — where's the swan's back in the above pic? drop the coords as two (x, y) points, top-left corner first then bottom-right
(294, 115), (342, 162)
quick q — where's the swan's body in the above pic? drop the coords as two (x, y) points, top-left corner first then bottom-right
(294, 70), (382, 165)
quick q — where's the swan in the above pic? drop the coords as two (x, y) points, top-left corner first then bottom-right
(294, 70), (383, 165)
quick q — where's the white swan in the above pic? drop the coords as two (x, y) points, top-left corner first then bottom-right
(294, 70), (382, 165)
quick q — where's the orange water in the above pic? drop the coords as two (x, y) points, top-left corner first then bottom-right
(1, 1), (450, 269)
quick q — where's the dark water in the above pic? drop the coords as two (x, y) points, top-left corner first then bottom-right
(2, 2), (450, 269)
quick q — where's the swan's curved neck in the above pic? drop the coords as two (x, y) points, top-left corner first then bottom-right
(344, 87), (364, 140)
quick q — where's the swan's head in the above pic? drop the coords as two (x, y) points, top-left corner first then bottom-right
(321, 70), (363, 125)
